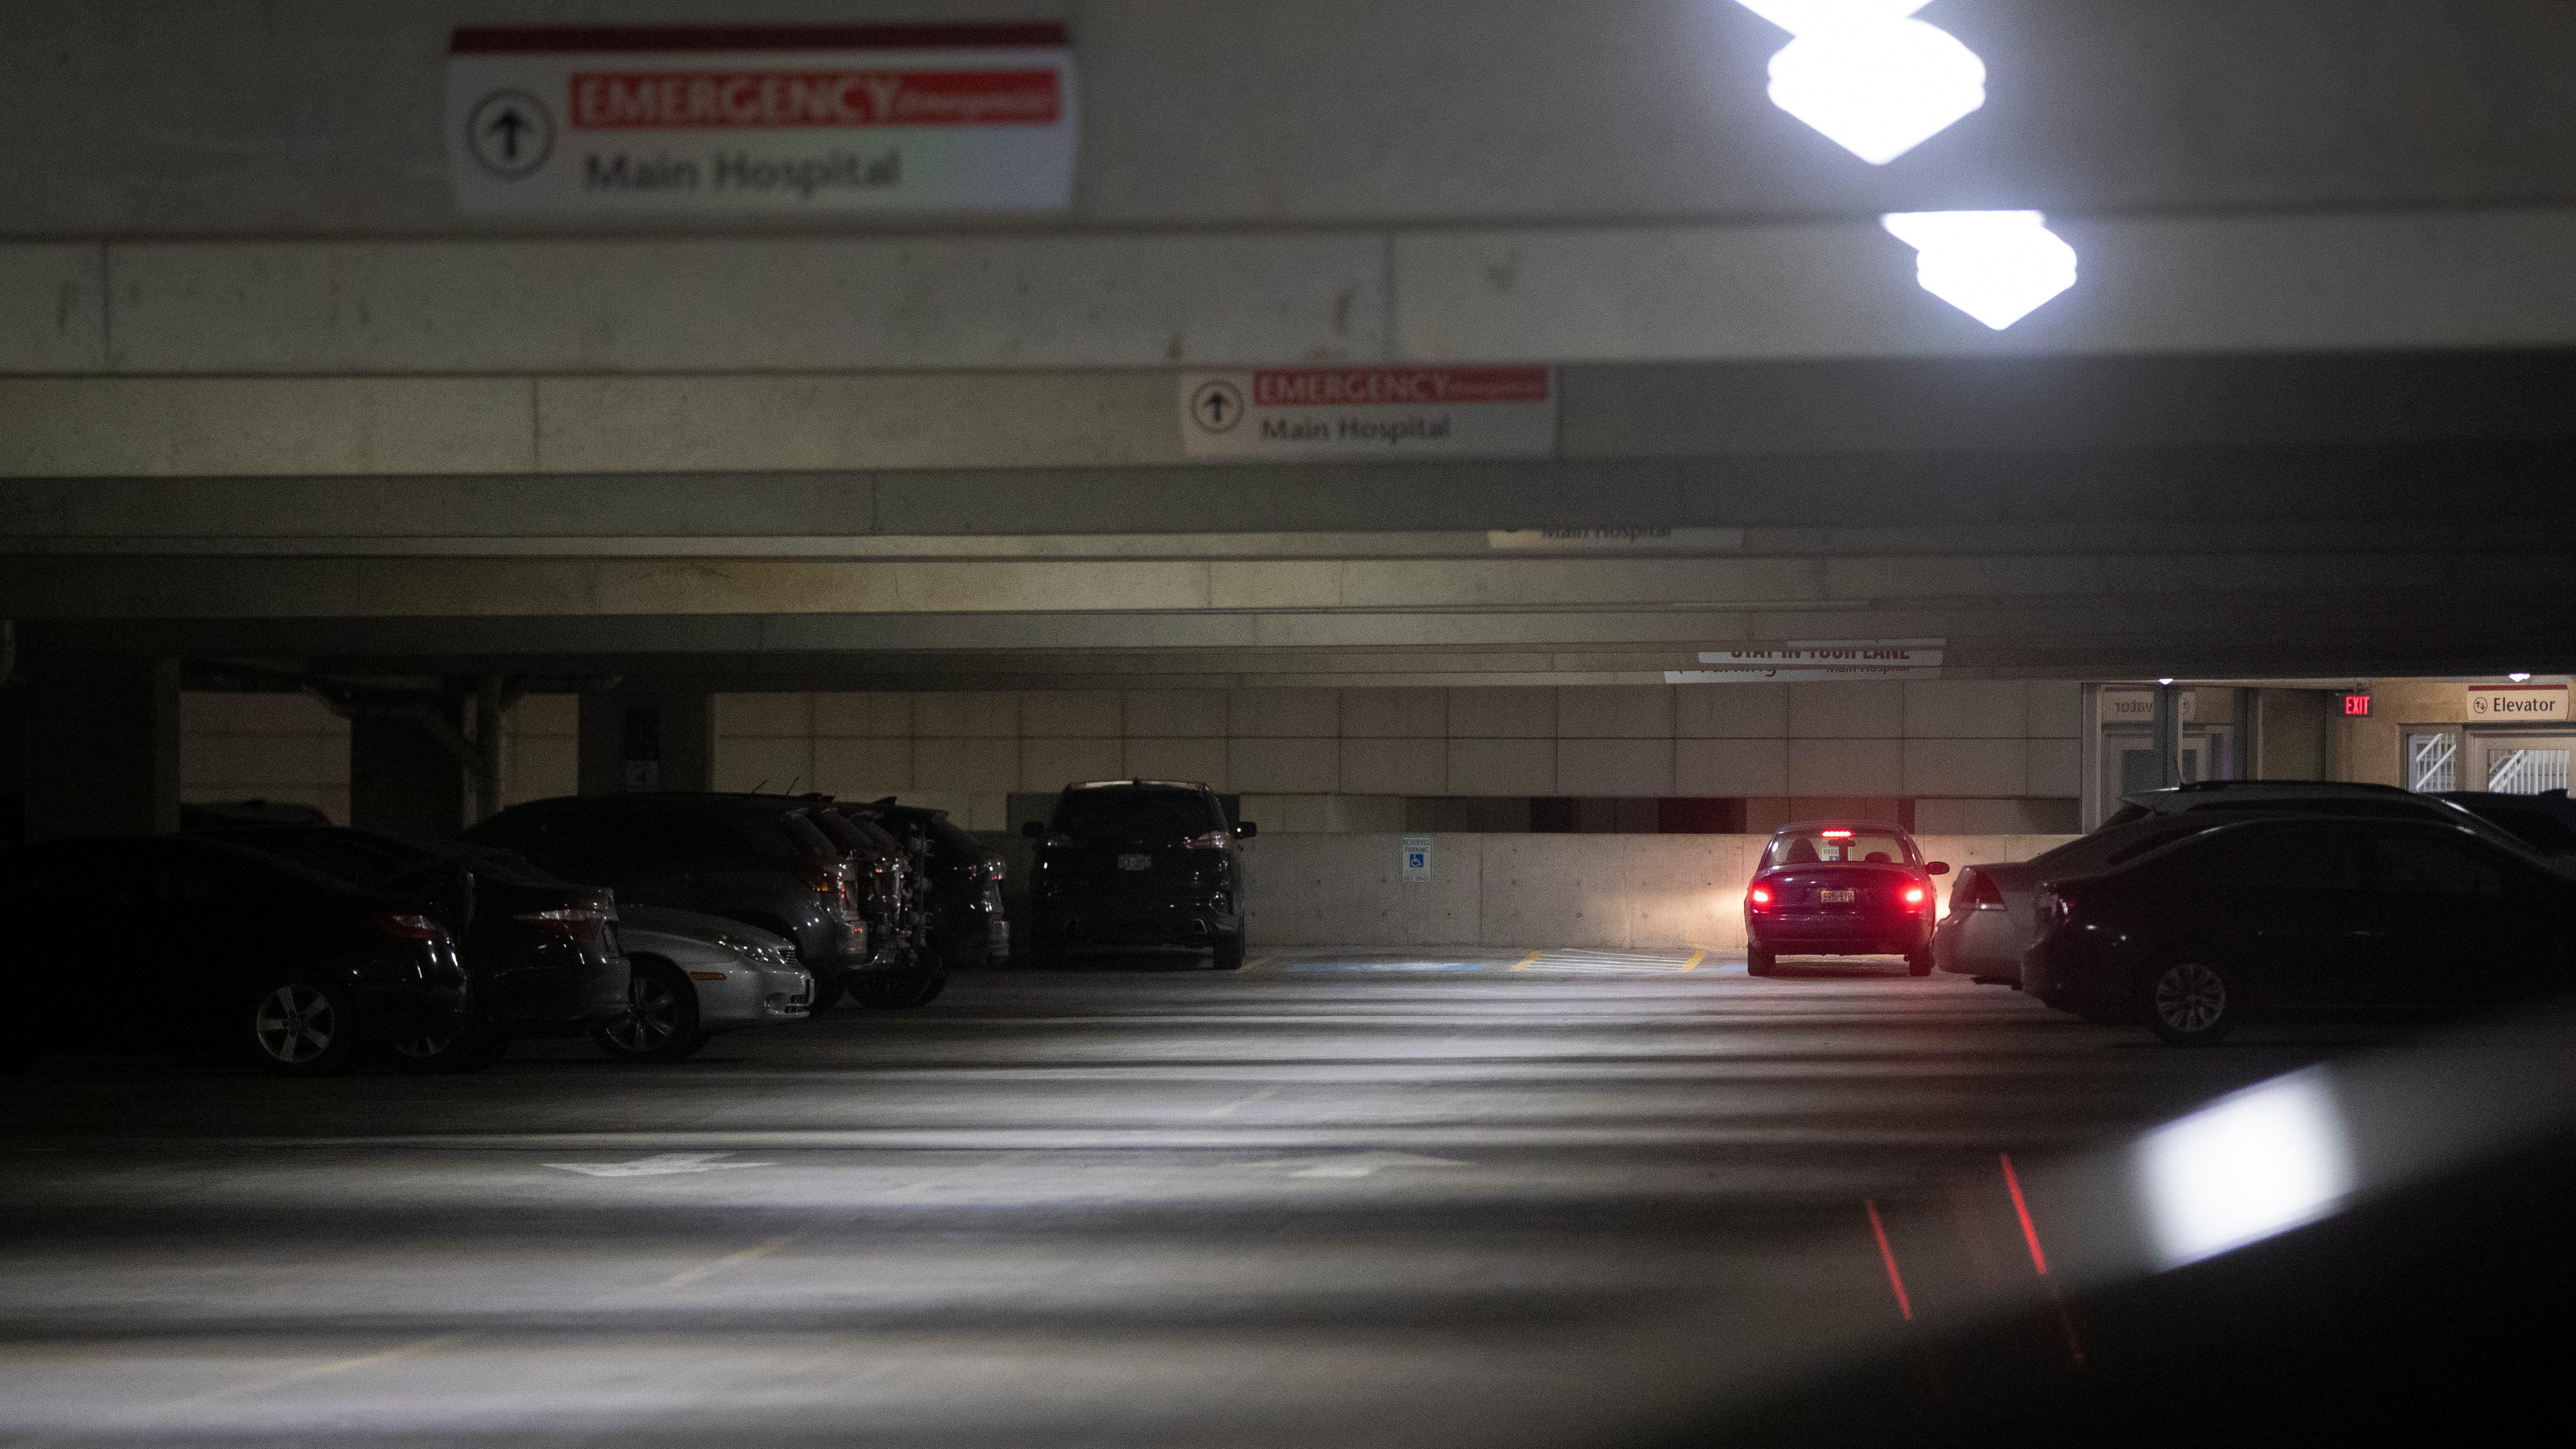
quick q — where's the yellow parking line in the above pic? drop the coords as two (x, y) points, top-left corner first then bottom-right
(1679, 948), (1706, 972)
(1511, 950), (1541, 971)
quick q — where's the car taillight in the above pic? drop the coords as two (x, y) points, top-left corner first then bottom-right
(2038, 889), (2070, 929)
(803, 864), (860, 923)
(1182, 831), (1231, 851)
(1902, 886), (1927, 908)
(377, 912), (446, 943)
(1747, 886), (1773, 910)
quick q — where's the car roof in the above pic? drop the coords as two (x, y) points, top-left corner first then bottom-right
(2119, 780), (2415, 808)
(1067, 779), (1211, 793)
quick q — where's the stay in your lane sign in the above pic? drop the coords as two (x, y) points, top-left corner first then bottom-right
(1180, 368), (1558, 460)
(1667, 641), (1945, 683)
(445, 24), (1076, 215)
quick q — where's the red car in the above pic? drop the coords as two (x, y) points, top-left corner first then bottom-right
(1743, 821), (1951, 977)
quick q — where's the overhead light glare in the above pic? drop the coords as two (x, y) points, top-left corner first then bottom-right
(1881, 210), (2078, 330)
(1742, 1), (1985, 165)
(2157, 677), (2175, 686)
(2509, 672), (2533, 683)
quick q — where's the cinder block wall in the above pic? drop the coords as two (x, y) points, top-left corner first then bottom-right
(1237, 832), (2081, 950)
(714, 682), (2082, 831)
(180, 691), (578, 827)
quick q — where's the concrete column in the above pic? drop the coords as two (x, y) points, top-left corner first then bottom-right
(350, 697), (468, 841)
(577, 686), (713, 796)
(2152, 683), (2184, 788)
(20, 655), (181, 841)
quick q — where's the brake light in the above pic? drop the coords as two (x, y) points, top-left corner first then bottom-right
(376, 912), (446, 942)
(1822, 829), (1853, 839)
(1182, 830), (1231, 851)
(1748, 886), (1773, 909)
(1903, 886), (1927, 908)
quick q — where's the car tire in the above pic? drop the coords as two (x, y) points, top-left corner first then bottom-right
(242, 978), (368, 1077)
(384, 1017), (509, 1074)
(1746, 945), (1776, 977)
(593, 958), (704, 1064)
(1905, 948), (1935, 978)
(2142, 959), (2237, 1045)
(1212, 934), (1247, 971)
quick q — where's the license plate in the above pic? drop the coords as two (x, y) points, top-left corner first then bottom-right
(1821, 888), (1856, 904)
(1117, 853), (1152, 871)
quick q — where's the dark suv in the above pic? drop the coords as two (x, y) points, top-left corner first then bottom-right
(855, 800), (1009, 971)
(466, 794), (875, 1001)
(1021, 781), (1254, 969)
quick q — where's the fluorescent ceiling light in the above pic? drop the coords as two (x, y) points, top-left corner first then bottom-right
(1882, 210), (2079, 330)
(2134, 1069), (2354, 1270)
(1739, 0), (1986, 165)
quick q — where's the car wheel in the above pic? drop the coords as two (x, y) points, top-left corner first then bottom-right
(2142, 959), (2236, 1045)
(1212, 934), (1247, 971)
(1905, 948), (1935, 978)
(1746, 945), (1776, 977)
(384, 1018), (509, 1074)
(243, 979), (366, 1077)
(592, 958), (703, 1064)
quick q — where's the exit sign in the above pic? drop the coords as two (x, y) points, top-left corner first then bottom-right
(2340, 692), (2373, 717)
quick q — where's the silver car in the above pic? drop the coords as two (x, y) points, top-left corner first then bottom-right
(594, 906), (814, 1063)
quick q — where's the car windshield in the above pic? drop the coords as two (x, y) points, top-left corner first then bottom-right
(1052, 788), (1220, 840)
(1767, 829), (1911, 867)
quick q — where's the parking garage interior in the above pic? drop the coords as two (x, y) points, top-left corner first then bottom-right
(6, 2), (2576, 1443)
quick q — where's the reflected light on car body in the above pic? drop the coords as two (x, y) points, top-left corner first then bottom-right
(2133, 1067), (2354, 1270)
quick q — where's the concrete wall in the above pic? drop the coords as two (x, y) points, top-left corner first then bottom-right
(180, 690), (578, 826)
(1237, 832), (2080, 949)
(714, 681), (2082, 832)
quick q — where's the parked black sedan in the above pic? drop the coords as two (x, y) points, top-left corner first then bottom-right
(2025, 814), (2576, 1044)
(1743, 821), (1950, 977)
(196, 825), (628, 1071)
(0, 835), (472, 1075)
(1022, 781), (1254, 969)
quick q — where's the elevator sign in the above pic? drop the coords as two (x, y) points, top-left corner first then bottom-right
(2469, 685), (2569, 722)
(445, 24), (1077, 215)
(1180, 368), (1558, 460)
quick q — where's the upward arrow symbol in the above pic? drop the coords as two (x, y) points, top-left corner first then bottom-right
(485, 108), (534, 160)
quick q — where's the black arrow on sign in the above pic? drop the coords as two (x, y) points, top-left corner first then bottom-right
(485, 108), (535, 161)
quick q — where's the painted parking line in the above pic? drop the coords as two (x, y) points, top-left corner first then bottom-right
(1680, 949), (1708, 972)
(1511, 950), (1542, 971)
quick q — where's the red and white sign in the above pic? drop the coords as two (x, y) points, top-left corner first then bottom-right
(445, 25), (1076, 215)
(2469, 684), (2569, 722)
(1180, 367), (1557, 460)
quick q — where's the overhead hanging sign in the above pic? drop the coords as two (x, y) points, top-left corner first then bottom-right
(445, 24), (1077, 215)
(1667, 640), (1944, 684)
(1180, 368), (1557, 460)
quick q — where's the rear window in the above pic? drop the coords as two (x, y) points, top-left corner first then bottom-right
(1052, 788), (1220, 840)
(2470, 807), (2576, 855)
(777, 813), (836, 860)
(1766, 830), (1913, 867)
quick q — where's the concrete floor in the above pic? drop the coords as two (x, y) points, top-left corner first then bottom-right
(0, 950), (2380, 1447)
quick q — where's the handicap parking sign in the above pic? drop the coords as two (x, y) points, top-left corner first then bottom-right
(1401, 834), (1434, 883)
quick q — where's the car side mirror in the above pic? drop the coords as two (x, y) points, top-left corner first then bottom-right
(1021, 821), (1045, 839)
(1926, 861), (1951, 875)
(1235, 822), (1258, 839)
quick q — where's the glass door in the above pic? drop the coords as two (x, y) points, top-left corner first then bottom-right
(2475, 734), (2576, 794)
